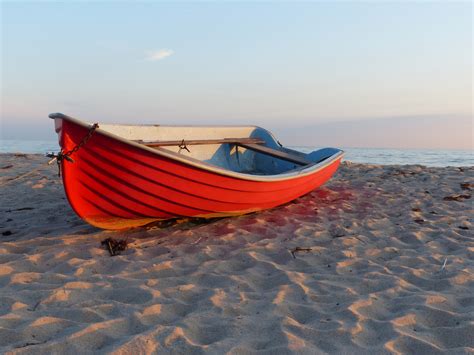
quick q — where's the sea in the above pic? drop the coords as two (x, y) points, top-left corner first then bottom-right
(0, 140), (472, 167)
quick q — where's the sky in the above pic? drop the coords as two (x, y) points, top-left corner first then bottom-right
(1, 1), (472, 149)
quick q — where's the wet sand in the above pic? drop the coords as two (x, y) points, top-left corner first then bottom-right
(0, 153), (473, 354)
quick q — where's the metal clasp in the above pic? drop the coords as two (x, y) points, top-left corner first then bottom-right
(46, 152), (74, 177)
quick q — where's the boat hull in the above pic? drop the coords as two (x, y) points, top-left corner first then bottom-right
(57, 118), (342, 229)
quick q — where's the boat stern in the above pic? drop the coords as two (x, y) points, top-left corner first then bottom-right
(307, 147), (344, 164)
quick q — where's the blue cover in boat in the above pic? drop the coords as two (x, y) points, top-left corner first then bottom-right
(308, 148), (342, 164)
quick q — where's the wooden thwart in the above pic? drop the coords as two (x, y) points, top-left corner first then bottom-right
(238, 143), (312, 166)
(136, 137), (311, 166)
(136, 137), (265, 147)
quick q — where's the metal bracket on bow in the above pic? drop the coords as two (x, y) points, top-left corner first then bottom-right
(178, 139), (190, 153)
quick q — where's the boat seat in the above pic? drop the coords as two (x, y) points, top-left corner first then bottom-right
(135, 137), (312, 166)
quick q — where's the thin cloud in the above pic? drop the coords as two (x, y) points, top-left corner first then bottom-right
(145, 49), (174, 61)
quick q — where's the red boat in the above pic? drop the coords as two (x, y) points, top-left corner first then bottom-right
(50, 113), (344, 230)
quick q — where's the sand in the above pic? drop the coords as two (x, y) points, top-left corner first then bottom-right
(0, 153), (473, 354)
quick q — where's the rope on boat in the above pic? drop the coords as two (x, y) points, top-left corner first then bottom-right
(47, 123), (99, 177)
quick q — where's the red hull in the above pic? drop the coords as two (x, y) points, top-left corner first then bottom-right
(57, 119), (342, 229)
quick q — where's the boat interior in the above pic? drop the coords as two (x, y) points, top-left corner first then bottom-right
(98, 123), (341, 176)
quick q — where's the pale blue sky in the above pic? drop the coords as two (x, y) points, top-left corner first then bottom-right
(1, 1), (472, 148)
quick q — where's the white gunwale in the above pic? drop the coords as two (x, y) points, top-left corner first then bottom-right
(49, 113), (344, 182)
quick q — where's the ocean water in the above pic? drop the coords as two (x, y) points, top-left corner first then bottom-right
(292, 146), (473, 167)
(0, 139), (472, 167)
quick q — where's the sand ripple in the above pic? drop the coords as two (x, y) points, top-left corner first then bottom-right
(1, 154), (473, 353)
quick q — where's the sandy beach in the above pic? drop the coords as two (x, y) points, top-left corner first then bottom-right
(0, 153), (472, 354)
